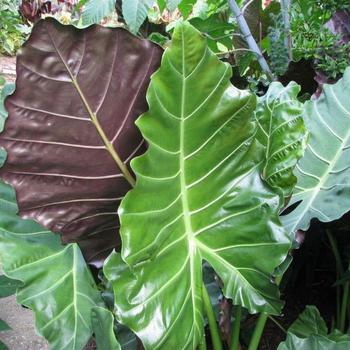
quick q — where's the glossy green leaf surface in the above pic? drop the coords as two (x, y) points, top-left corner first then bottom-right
(282, 68), (350, 234)
(91, 307), (121, 350)
(105, 22), (291, 350)
(0, 275), (22, 298)
(0, 136), (103, 350)
(81, 0), (115, 25)
(0, 319), (10, 332)
(278, 306), (350, 350)
(122, 0), (154, 34)
(255, 81), (306, 197)
(288, 305), (327, 338)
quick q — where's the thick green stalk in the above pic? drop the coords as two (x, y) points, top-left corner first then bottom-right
(230, 305), (242, 350)
(327, 230), (344, 328)
(248, 313), (268, 350)
(340, 281), (349, 332)
(202, 283), (223, 350)
(340, 262), (350, 332)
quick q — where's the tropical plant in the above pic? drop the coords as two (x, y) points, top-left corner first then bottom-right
(0, 0), (29, 55)
(1, 1), (350, 350)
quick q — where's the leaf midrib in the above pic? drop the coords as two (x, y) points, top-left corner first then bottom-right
(46, 26), (135, 186)
(179, 27), (200, 343)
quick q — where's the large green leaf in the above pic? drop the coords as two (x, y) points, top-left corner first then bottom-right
(282, 68), (350, 234)
(81, 0), (116, 25)
(255, 81), (306, 197)
(91, 307), (121, 350)
(105, 22), (290, 350)
(122, 0), (154, 34)
(0, 95), (104, 350)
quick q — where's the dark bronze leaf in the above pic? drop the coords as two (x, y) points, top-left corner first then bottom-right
(0, 18), (162, 267)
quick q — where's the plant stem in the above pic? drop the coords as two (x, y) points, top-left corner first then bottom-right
(327, 230), (344, 328)
(268, 315), (287, 334)
(248, 313), (268, 350)
(227, 0), (274, 81)
(280, 0), (292, 61)
(230, 305), (242, 350)
(340, 279), (349, 332)
(202, 283), (223, 350)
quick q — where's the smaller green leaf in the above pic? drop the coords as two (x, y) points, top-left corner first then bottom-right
(81, 0), (116, 25)
(282, 68), (350, 234)
(0, 84), (15, 125)
(255, 81), (307, 197)
(0, 275), (22, 298)
(288, 305), (327, 338)
(178, 0), (196, 18)
(190, 14), (234, 52)
(148, 32), (169, 46)
(122, 0), (154, 34)
(91, 307), (121, 350)
(0, 319), (10, 332)
(277, 305), (350, 350)
(157, 0), (166, 12)
(278, 334), (350, 350)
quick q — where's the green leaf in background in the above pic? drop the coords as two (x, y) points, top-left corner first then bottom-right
(288, 305), (327, 338)
(91, 307), (121, 350)
(167, 0), (181, 11)
(277, 305), (350, 350)
(255, 81), (307, 198)
(122, 0), (154, 34)
(157, 0), (166, 12)
(0, 84), (15, 123)
(0, 275), (22, 298)
(190, 14), (234, 52)
(81, 0), (115, 25)
(0, 319), (10, 332)
(282, 68), (350, 234)
(178, 0), (197, 18)
(105, 22), (291, 350)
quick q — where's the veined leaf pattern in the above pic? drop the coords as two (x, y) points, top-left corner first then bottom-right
(282, 68), (350, 234)
(255, 81), (307, 197)
(105, 22), (291, 350)
(0, 19), (162, 266)
(0, 181), (103, 350)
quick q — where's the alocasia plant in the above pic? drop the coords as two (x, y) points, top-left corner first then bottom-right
(282, 68), (350, 234)
(255, 81), (306, 197)
(104, 22), (291, 350)
(0, 18), (162, 266)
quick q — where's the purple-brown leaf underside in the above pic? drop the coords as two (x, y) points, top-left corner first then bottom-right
(0, 18), (162, 267)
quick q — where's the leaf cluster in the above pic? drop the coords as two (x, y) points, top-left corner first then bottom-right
(290, 0), (350, 79)
(0, 0), (29, 55)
